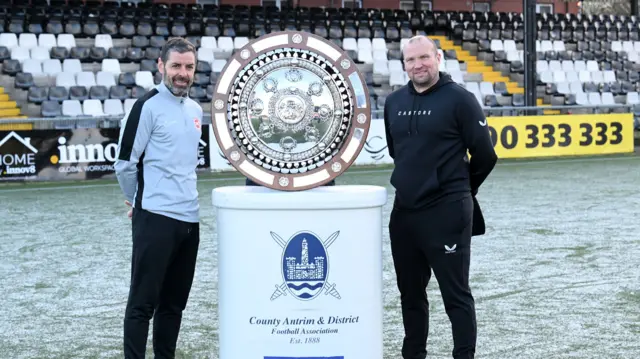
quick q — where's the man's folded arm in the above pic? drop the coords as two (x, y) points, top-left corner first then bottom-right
(114, 102), (154, 203)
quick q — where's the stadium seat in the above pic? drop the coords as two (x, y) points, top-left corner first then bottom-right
(89, 86), (109, 101)
(0, 2), (635, 124)
(76, 72), (97, 90)
(49, 86), (69, 102)
(135, 71), (154, 90)
(109, 86), (129, 100)
(28, 87), (48, 104)
(104, 98), (124, 116)
(62, 100), (83, 116)
(41, 100), (62, 117)
(0, 33), (18, 49)
(69, 86), (88, 101)
(15, 72), (34, 89)
(83, 99), (105, 116)
(57, 34), (76, 50)
(124, 98), (137, 114)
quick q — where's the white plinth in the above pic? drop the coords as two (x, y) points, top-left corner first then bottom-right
(212, 185), (388, 359)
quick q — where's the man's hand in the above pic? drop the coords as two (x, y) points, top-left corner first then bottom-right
(125, 200), (132, 219)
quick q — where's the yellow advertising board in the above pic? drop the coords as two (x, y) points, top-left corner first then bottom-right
(485, 113), (635, 158)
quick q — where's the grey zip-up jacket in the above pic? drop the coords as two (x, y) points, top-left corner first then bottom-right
(115, 82), (203, 223)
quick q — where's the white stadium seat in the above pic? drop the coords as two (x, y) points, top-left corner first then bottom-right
(94, 34), (113, 50)
(42, 59), (62, 75)
(38, 34), (57, 50)
(200, 36), (217, 49)
(18, 33), (38, 49)
(76, 71), (96, 89)
(62, 100), (83, 116)
(101, 59), (121, 78)
(96, 71), (116, 88)
(135, 71), (155, 90)
(22, 59), (43, 75)
(57, 34), (76, 50)
(56, 72), (77, 89)
(0, 33), (18, 49)
(11, 47), (30, 62)
(104, 99), (124, 116)
(62, 59), (82, 74)
(82, 99), (105, 116)
(30, 47), (50, 62)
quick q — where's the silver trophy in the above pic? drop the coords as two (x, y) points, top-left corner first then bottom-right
(211, 31), (371, 191)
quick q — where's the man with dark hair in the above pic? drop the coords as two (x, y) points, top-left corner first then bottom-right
(384, 35), (498, 359)
(115, 37), (203, 359)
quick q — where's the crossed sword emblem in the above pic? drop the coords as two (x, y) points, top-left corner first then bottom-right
(269, 231), (342, 301)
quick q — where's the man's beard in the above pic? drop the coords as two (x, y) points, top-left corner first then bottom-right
(412, 72), (436, 88)
(164, 73), (192, 97)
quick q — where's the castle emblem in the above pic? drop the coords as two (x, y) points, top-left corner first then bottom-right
(270, 230), (341, 301)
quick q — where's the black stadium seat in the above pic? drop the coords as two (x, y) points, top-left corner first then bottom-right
(15, 73), (34, 89)
(120, 22), (136, 37)
(196, 61), (211, 73)
(48, 86), (69, 102)
(140, 59), (157, 72)
(132, 36), (150, 48)
(70, 47), (90, 61)
(69, 86), (88, 101)
(109, 85), (129, 100)
(41, 100), (62, 117)
(127, 47), (144, 62)
(145, 47), (161, 60)
(90, 47), (107, 62)
(131, 86), (147, 98)
(0, 46), (9, 61)
(89, 86), (109, 101)
(108, 47), (127, 61)
(149, 36), (166, 48)
(28, 87), (48, 104)
(50, 46), (69, 60)
(46, 19), (64, 35)
(118, 73), (136, 87)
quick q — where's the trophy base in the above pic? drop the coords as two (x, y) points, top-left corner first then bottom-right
(212, 185), (388, 359)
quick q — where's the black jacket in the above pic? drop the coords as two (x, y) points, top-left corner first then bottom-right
(384, 72), (497, 235)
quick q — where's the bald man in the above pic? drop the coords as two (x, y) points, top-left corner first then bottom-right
(383, 35), (498, 359)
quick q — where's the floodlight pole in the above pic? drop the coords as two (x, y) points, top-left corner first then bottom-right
(523, 0), (537, 111)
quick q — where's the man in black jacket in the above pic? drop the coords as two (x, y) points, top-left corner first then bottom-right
(384, 35), (498, 359)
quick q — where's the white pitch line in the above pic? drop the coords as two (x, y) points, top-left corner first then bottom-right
(0, 155), (637, 194)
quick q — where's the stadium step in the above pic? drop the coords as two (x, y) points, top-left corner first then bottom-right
(0, 108), (21, 117)
(537, 98), (560, 115)
(0, 86), (23, 118)
(432, 36), (524, 95)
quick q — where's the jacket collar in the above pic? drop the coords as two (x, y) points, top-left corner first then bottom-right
(157, 81), (188, 104)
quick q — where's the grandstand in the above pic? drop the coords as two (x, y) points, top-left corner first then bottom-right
(0, 0), (639, 131)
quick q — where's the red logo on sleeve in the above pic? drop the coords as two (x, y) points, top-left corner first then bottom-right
(194, 118), (201, 130)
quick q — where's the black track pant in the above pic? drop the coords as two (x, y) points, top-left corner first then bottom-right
(124, 208), (200, 359)
(389, 196), (476, 359)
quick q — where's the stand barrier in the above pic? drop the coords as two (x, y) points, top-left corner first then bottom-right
(212, 185), (388, 359)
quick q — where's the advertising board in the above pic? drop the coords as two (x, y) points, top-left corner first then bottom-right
(0, 125), (211, 181)
(486, 113), (634, 158)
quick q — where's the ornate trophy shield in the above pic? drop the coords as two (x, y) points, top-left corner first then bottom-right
(211, 31), (371, 191)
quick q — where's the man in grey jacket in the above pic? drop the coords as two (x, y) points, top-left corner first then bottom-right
(115, 37), (203, 359)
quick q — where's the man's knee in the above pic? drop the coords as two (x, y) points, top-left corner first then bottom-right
(125, 303), (155, 321)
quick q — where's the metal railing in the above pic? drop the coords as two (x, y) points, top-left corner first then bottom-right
(482, 104), (638, 117)
(0, 105), (636, 130)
